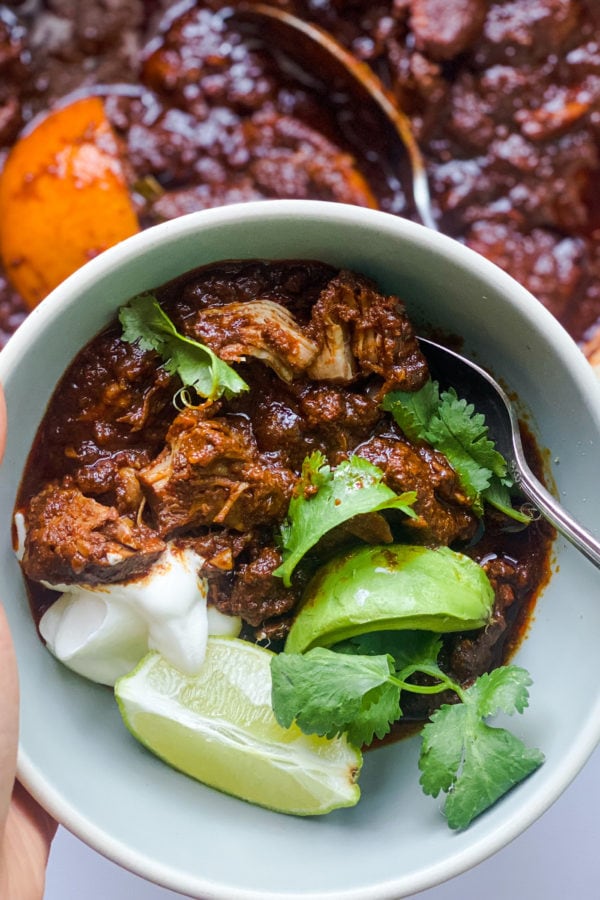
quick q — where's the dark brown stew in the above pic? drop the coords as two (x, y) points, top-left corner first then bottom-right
(16, 259), (554, 724)
(2, 1), (600, 360)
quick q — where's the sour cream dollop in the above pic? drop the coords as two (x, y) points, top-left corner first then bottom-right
(38, 543), (241, 686)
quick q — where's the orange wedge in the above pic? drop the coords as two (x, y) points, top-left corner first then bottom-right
(0, 96), (140, 309)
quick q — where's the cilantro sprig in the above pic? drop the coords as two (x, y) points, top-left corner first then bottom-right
(419, 666), (543, 829)
(119, 293), (248, 401)
(271, 633), (543, 830)
(273, 452), (417, 586)
(382, 381), (531, 523)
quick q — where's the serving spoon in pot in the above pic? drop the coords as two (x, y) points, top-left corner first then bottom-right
(419, 337), (600, 569)
(229, 2), (436, 230)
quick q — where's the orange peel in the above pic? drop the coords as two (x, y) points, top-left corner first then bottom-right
(0, 96), (140, 310)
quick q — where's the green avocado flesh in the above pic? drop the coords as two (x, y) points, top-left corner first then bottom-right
(284, 544), (494, 654)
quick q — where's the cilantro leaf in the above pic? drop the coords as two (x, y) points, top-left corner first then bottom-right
(383, 383), (531, 522)
(350, 685), (403, 748)
(426, 389), (506, 498)
(274, 452), (417, 586)
(119, 293), (249, 401)
(270, 647), (401, 746)
(418, 665), (544, 830)
(483, 480), (532, 524)
(418, 702), (470, 796)
(335, 630), (443, 679)
(384, 379), (440, 442)
(442, 725), (543, 830)
(471, 665), (534, 718)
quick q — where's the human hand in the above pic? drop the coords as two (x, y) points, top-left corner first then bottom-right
(0, 385), (57, 898)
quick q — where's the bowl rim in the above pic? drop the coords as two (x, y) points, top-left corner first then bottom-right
(3, 199), (600, 899)
(0, 198), (592, 384)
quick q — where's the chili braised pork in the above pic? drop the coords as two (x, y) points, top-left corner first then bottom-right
(17, 260), (553, 701)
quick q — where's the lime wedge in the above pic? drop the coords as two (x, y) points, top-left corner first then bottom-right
(115, 637), (362, 816)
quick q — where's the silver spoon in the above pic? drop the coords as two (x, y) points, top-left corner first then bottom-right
(419, 336), (600, 569)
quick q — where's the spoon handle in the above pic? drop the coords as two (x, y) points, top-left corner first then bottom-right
(514, 462), (600, 569)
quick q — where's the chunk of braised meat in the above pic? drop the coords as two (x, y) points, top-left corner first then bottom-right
(356, 434), (477, 545)
(446, 556), (533, 684)
(293, 382), (383, 463)
(243, 111), (377, 207)
(23, 330), (175, 487)
(65, 459), (146, 517)
(185, 529), (255, 576)
(465, 222), (587, 324)
(45, 0), (146, 57)
(474, 0), (582, 68)
(191, 299), (319, 382)
(410, 0), (487, 61)
(139, 407), (295, 536)
(140, 5), (376, 210)
(142, 4), (281, 115)
(21, 485), (165, 585)
(307, 270), (429, 393)
(226, 364), (319, 470)
(446, 610), (507, 687)
(171, 259), (334, 320)
(229, 363), (383, 471)
(148, 180), (265, 220)
(104, 465), (145, 516)
(186, 532), (251, 623)
(183, 529), (297, 635)
(213, 546), (297, 628)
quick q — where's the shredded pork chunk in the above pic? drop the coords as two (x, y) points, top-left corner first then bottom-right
(187, 270), (429, 392)
(139, 407), (295, 537)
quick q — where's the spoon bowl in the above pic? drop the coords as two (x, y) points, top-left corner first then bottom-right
(230, 2), (436, 229)
(419, 337), (600, 568)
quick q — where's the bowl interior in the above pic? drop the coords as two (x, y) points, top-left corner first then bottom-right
(2, 200), (600, 900)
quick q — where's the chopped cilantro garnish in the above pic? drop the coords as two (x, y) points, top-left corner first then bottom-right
(382, 381), (531, 523)
(119, 293), (249, 401)
(270, 632), (543, 830)
(273, 452), (417, 586)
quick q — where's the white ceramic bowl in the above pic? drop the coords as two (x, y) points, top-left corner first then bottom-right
(2, 200), (600, 899)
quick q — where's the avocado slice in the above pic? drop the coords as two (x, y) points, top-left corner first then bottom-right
(285, 544), (494, 654)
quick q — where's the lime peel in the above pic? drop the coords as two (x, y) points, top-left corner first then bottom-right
(115, 638), (362, 816)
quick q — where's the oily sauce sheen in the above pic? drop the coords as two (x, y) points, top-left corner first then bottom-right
(17, 260), (554, 735)
(2, 2), (600, 357)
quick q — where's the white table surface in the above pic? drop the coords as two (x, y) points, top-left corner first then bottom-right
(44, 742), (600, 900)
